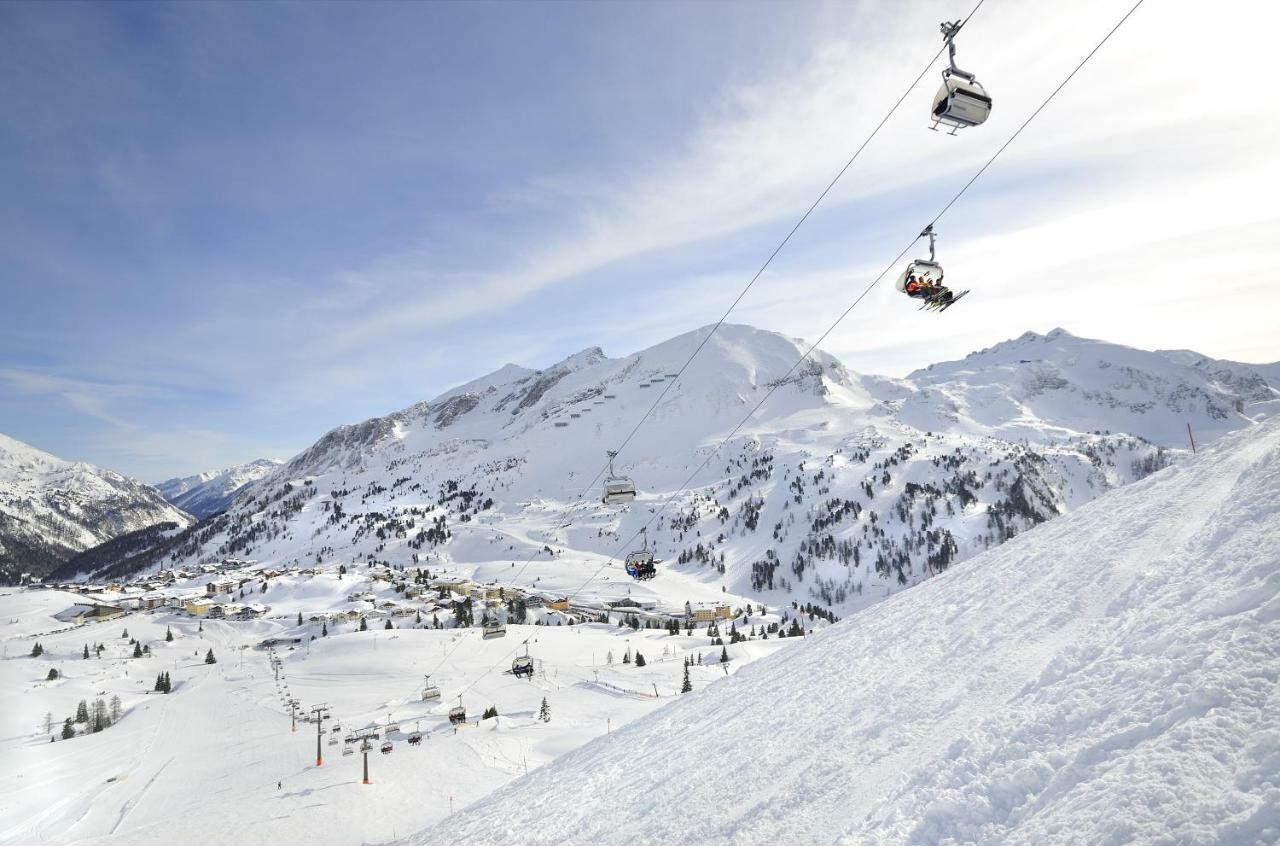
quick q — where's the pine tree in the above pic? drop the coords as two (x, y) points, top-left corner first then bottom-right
(164, 671), (172, 692)
(82, 644), (89, 659)
(92, 698), (107, 732)
(635, 652), (646, 667)
(75, 699), (89, 723)
(121, 629), (128, 638)
(205, 649), (216, 664)
(165, 626), (173, 642)
(30, 642), (42, 657)
(143, 644), (151, 655)
(384, 619), (393, 630)
(61, 718), (75, 739)
(155, 673), (165, 692)
(43, 711), (53, 734)
(297, 612), (303, 626)
(132, 642), (143, 658)
(198, 621), (203, 632)
(359, 617), (368, 632)
(46, 668), (59, 680)
(681, 663), (692, 694)
(720, 646), (729, 664)
(321, 621), (328, 637)
(110, 695), (122, 723)
(538, 697), (551, 723)
(622, 650), (631, 664)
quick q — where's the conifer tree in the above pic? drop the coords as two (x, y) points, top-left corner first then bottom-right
(681, 663), (692, 694)
(75, 699), (89, 723)
(46, 668), (59, 681)
(538, 697), (551, 723)
(110, 695), (122, 723)
(205, 649), (216, 664)
(297, 612), (303, 626)
(359, 617), (368, 632)
(30, 642), (43, 657)
(132, 642), (143, 658)
(635, 652), (646, 667)
(720, 646), (730, 664)
(165, 626), (173, 642)
(83, 644), (89, 659)
(62, 718), (75, 739)
(384, 619), (393, 630)
(321, 621), (328, 637)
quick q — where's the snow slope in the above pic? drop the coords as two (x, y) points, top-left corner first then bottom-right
(901, 327), (1273, 445)
(0, 434), (193, 581)
(121, 326), (1274, 630)
(154, 459), (283, 518)
(399, 417), (1280, 846)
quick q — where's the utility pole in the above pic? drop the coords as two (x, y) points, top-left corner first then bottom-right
(310, 704), (330, 764)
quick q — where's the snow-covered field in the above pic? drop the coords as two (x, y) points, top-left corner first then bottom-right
(399, 418), (1280, 846)
(0, 584), (789, 845)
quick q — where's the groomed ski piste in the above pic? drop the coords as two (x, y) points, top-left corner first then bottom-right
(0, 584), (789, 844)
(395, 417), (1280, 846)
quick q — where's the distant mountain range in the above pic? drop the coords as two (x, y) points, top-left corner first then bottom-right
(88, 324), (1275, 621)
(154, 459), (284, 518)
(0, 433), (192, 581)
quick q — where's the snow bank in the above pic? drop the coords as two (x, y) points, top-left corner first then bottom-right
(398, 418), (1280, 845)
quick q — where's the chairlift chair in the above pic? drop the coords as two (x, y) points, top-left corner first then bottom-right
(624, 528), (658, 580)
(380, 742), (393, 755)
(342, 746), (354, 756)
(512, 655), (535, 678)
(386, 721), (400, 733)
(408, 732), (423, 745)
(482, 619), (506, 640)
(930, 20), (992, 133)
(601, 450), (637, 505)
(422, 674), (441, 701)
(896, 225), (946, 297)
(328, 736), (338, 746)
(448, 706), (467, 725)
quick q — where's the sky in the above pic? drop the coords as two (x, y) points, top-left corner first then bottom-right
(1, 0), (1277, 481)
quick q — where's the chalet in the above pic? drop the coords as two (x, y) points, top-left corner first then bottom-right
(547, 597), (570, 612)
(206, 580), (236, 596)
(207, 604), (227, 619)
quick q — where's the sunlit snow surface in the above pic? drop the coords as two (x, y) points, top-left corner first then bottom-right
(399, 419), (1280, 846)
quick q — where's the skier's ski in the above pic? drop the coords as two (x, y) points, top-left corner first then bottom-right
(936, 290), (969, 312)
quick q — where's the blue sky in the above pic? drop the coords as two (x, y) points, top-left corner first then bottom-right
(2, 0), (1276, 480)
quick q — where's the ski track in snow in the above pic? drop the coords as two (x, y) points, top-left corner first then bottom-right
(395, 419), (1280, 846)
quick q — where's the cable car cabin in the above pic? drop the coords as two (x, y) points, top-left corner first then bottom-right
(482, 620), (506, 640)
(448, 706), (467, 725)
(380, 742), (393, 755)
(895, 259), (944, 297)
(602, 478), (636, 505)
(931, 74), (991, 133)
(624, 550), (657, 581)
(512, 656), (535, 678)
(408, 733), (423, 745)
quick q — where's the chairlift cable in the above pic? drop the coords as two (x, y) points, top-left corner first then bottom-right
(492, 0), (989, 599)
(553, 0), (1151, 606)
(576, 0), (989, 498)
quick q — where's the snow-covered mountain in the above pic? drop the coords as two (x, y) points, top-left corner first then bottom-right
(0, 433), (193, 581)
(126, 325), (1273, 623)
(400, 415), (1280, 846)
(155, 458), (283, 518)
